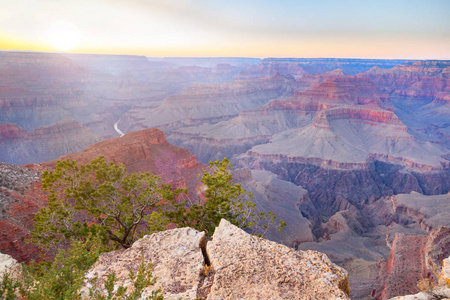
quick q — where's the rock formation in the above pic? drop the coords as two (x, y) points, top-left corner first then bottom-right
(389, 255), (450, 300)
(377, 233), (430, 299)
(42, 128), (204, 192)
(232, 169), (314, 247)
(84, 227), (206, 300)
(375, 225), (450, 299)
(0, 252), (21, 281)
(0, 129), (205, 262)
(0, 118), (101, 165)
(120, 72), (295, 133)
(84, 219), (350, 300)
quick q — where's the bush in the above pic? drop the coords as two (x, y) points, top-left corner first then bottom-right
(0, 236), (163, 299)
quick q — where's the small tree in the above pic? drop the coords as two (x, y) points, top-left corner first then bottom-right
(31, 156), (180, 249)
(163, 158), (286, 236)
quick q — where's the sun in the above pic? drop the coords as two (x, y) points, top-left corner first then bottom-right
(45, 20), (80, 51)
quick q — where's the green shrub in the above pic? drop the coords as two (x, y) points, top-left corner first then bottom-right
(0, 236), (163, 299)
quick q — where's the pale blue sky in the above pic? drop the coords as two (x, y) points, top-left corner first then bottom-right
(0, 0), (449, 58)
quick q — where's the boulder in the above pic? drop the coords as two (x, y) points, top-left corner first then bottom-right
(205, 219), (350, 300)
(84, 227), (206, 300)
(84, 219), (350, 299)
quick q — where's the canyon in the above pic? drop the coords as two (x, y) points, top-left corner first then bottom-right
(0, 52), (449, 299)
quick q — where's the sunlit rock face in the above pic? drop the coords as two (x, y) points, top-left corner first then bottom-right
(84, 219), (350, 300)
(0, 252), (22, 281)
(42, 128), (205, 192)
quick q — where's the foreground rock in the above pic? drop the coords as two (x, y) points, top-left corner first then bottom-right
(85, 219), (350, 300)
(0, 252), (21, 280)
(206, 219), (349, 300)
(84, 227), (206, 300)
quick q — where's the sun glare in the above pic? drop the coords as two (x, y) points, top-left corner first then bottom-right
(45, 20), (80, 51)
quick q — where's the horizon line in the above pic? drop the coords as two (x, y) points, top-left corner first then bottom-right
(2, 49), (450, 61)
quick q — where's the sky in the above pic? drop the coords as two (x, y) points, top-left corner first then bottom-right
(0, 0), (449, 59)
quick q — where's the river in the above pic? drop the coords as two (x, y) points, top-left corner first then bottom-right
(114, 119), (125, 137)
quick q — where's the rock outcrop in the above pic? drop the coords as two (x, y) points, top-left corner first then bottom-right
(206, 219), (349, 300)
(84, 227), (206, 300)
(42, 128), (204, 192)
(85, 219), (350, 300)
(377, 233), (430, 299)
(440, 257), (450, 286)
(388, 255), (450, 300)
(0, 252), (21, 281)
(375, 226), (450, 300)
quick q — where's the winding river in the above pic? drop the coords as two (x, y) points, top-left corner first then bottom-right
(114, 119), (125, 137)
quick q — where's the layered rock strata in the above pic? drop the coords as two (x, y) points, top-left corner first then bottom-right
(121, 73), (295, 133)
(42, 128), (204, 192)
(0, 118), (101, 165)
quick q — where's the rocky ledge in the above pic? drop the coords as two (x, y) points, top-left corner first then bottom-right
(84, 219), (350, 300)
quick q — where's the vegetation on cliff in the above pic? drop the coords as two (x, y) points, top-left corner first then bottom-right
(1, 236), (163, 299)
(31, 156), (284, 250)
(1, 156), (285, 299)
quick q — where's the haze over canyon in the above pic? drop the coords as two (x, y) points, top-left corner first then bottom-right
(0, 51), (449, 299)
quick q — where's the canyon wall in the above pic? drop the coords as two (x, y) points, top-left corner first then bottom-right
(1, 53), (450, 299)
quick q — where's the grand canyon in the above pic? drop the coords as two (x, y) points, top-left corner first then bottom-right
(0, 51), (449, 299)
